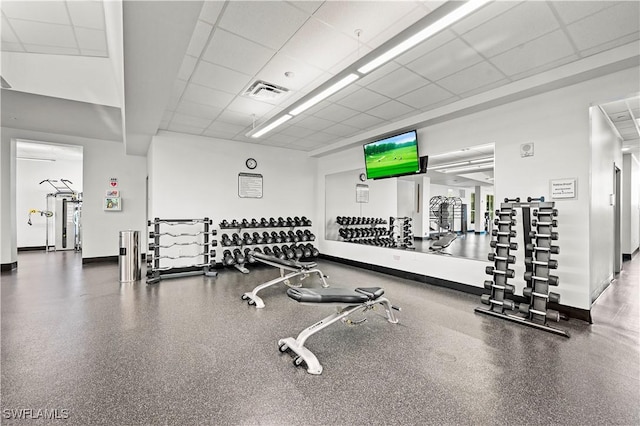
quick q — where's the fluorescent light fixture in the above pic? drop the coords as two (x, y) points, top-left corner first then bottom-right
(17, 157), (55, 162)
(290, 74), (359, 116)
(469, 157), (494, 164)
(357, 0), (491, 74)
(430, 157), (493, 170)
(622, 147), (631, 152)
(251, 114), (292, 138)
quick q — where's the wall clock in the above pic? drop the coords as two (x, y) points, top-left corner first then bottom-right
(246, 158), (257, 170)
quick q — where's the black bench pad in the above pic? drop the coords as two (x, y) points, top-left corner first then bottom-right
(287, 287), (383, 304)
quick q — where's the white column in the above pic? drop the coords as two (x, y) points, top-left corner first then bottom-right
(1, 134), (17, 268)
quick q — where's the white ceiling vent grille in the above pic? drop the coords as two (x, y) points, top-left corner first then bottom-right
(243, 80), (289, 100)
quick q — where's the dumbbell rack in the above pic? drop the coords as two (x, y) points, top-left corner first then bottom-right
(475, 197), (569, 337)
(219, 217), (317, 274)
(390, 217), (414, 250)
(146, 218), (218, 285)
(336, 216), (393, 247)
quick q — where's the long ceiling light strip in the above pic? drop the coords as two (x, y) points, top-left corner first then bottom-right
(430, 157), (493, 170)
(290, 73), (360, 116)
(442, 164), (494, 173)
(250, 114), (293, 138)
(357, 0), (491, 74)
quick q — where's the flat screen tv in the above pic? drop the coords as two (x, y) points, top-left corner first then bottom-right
(363, 130), (420, 180)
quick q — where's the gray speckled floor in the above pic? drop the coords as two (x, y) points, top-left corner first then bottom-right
(1, 251), (638, 425)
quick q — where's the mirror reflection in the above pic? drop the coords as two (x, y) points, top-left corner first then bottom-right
(325, 144), (494, 261)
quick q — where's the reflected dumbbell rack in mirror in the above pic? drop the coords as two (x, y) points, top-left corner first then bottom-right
(336, 216), (394, 247)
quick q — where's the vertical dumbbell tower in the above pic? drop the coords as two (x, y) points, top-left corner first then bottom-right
(481, 199), (518, 313)
(520, 198), (562, 325)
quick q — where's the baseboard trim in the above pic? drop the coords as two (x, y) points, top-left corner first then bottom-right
(82, 256), (118, 264)
(18, 246), (46, 252)
(318, 254), (591, 323)
(1, 261), (18, 272)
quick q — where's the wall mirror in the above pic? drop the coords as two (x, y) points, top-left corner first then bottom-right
(325, 144), (495, 261)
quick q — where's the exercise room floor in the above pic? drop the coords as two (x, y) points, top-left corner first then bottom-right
(2, 251), (638, 425)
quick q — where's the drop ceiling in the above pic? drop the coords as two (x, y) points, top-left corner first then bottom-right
(1, 1), (639, 155)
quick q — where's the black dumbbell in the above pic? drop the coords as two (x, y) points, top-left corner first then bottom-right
(253, 247), (263, 255)
(523, 287), (560, 304)
(289, 244), (303, 259)
(260, 217), (269, 227)
(293, 216), (302, 226)
(269, 217), (278, 226)
(223, 250), (236, 266)
(241, 232), (253, 245)
(524, 271), (559, 286)
(240, 218), (249, 228)
(250, 218), (259, 227)
(262, 232), (273, 244)
(220, 219), (230, 228)
(305, 243), (319, 257)
(532, 219), (558, 227)
(221, 234), (232, 246)
(281, 245), (295, 260)
(296, 230), (307, 241)
(231, 233), (242, 245)
(533, 209), (558, 217)
(339, 229), (347, 238)
(527, 196), (545, 202)
(480, 294), (515, 310)
(271, 231), (282, 243)
(244, 248), (256, 264)
(279, 231), (291, 242)
(233, 248), (245, 264)
(301, 216), (311, 226)
(304, 230), (315, 241)
(263, 246), (273, 257)
(485, 266), (515, 278)
(272, 246), (286, 260)
(296, 244), (312, 258)
(288, 230), (299, 242)
(524, 257), (558, 269)
(504, 197), (520, 203)
(286, 217), (294, 226)
(252, 232), (264, 244)
(529, 231), (559, 240)
(492, 229), (517, 238)
(488, 253), (516, 263)
(490, 240), (518, 250)
(277, 217), (286, 226)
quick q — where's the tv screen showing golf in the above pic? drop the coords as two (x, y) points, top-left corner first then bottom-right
(363, 130), (420, 180)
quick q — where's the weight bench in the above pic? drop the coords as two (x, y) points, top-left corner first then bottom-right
(278, 286), (400, 375)
(241, 252), (329, 308)
(429, 232), (457, 253)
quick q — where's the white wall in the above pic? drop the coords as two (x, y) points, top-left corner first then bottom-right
(16, 157), (83, 248)
(622, 153), (640, 256)
(0, 138), (17, 267)
(589, 106), (623, 301)
(148, 131), (317, 261)
(1, 127), (147, 260)
(315, 67), (639, 310)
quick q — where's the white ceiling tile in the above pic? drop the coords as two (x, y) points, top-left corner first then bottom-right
(322, 122), (361, 138)
(397, 83), (454, 110)
(450, 1), (522, 35)
(80, 48), (107, 57)
(393, 29), (456, 65)
(217, 109), (256, 126)
(550, 1), (613, 25)
(199, 1), (225, 25)
(566, 2), (640, 51)
(167, 79), (187, 111)
(2, 41), (24, 52)
(366, 100), (415, 121)
(461, 2), (559, 58)
(335, 87), (390, 112)
(263, 132), (299, 146)
(9, 19), (76, 48)
(312, 103), (360, 122)
(186, 20), (213, 57)
(75, 27), (106, 52)
(405, 38), (484, 81)
(278, 124), (318, 138)
(436, 61), (504, 95)
(287, 1), (324, 15)
(218, 1), (308, 50)
(202, 29), (275, 76)
(2, 1), (70, 25)
(356, 61), (401, 88)
(191, 61), (252, 95)
(489, 30), (575, 77)
(159, 120), (169, 130)
(601, 100), (630, 115)
(458, 77), (510, 98)
(290, 115), (335, 132)
(313, 1), (420, 45)
(23, 43), (79, 55)
(172, 112), (212, 128)
(177, 55), (198, 81)
(256, 52), (325, 92)
(2, 15), (19, 43)
(367, 67), (430, 98)
(182, 83), (235, 109)
(202, 128), (240, 140)
(167, 122), (204, 135)
(161, 111), (174, 122)
(341, 112), (387, 129)
(303, 131), (336, 143)
(579, 33), (640, 58)
(227, 96), (282, 117)
(175, 99), (223, 120)
(327, 45), (373, 75)
(207, 121), (247, 134)
(67, 1), (105, 30)
(366, 4), (429, 51)
(507, 54), (578, 82)
(280, 18), (359, 71)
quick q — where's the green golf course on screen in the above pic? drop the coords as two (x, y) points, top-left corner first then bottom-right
(364, 131), (419, 179)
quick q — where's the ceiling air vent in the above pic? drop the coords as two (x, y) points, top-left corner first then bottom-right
(243, 80), (289, 100)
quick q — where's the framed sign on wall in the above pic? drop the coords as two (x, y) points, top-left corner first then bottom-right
(238, 173), (263, 198)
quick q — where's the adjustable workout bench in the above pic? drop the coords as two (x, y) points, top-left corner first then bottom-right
(241, 252), (329, 308)
(278, 286), (400, 375)
(429, 232), (457, 253)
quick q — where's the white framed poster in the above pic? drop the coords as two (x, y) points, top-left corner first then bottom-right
(238, 173), (263, 198)
(104, 197), (122, 211)
(356, 184), (369, 203)
(550, 178), (577, 199)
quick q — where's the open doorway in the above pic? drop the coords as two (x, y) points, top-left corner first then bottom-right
(16, 140), (83, 253)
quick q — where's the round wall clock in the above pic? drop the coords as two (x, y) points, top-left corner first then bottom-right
(359, 173), (366, 182)
(246, 158), (257, 170)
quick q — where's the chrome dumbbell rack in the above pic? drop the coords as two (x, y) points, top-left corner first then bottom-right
(146, 218), (218, 284)
(475, 197), (569, 337)
(390, 217), (414, 250)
